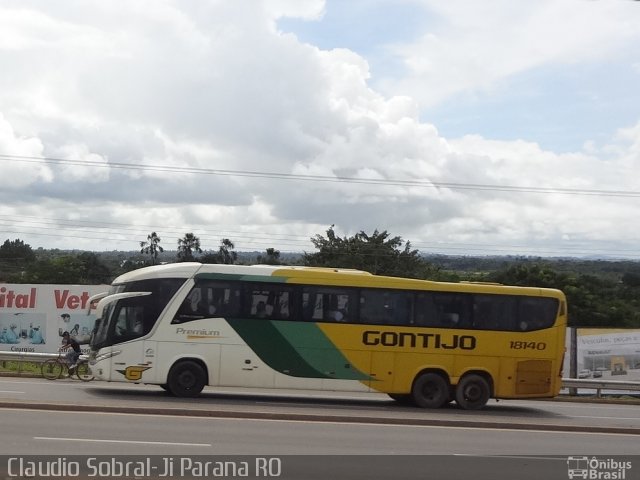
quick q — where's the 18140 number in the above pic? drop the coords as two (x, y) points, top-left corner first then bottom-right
(509, 341), (546, 350)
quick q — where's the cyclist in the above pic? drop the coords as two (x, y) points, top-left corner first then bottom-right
(60, 331), (81, 373)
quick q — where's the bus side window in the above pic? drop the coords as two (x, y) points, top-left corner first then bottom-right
(326, 293), (350, 322)
(414, 292), (436, 326)
(302, 287), (353, 323)
(302, 292), (318, 321)
(390, 292), (412, 325)
(244, 285), (293, 321)
(360, 289), (413, 325)
(433, 293), (471, 328)
(474, 295), (517, 330)
(172, 288), (205, 323)
(516, 297), (558, 331)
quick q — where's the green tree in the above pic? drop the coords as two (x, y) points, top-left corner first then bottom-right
(489, 263), (570, 289)
(489, 263), (640, 328)
(177, 233), (203, 262)
(0, 238), (36, 262)
(216, 238), (237, 264)
(0, 238), (36, 280)
(201, 238), (238, 264)
(140, 232), (164, 265)
(304, 225), (439, 279)
(257, 248), (282, 265)
(21, 252), (112, 284)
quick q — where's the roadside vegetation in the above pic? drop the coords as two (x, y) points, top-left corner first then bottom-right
(1, 227), (639, 328)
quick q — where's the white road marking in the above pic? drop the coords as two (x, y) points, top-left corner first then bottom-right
(34, 437), (212, 447)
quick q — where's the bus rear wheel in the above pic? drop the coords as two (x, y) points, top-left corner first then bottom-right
(411, 372), (449, 409)
(455, 374), (491, 410)
(167, 360), (206, 397)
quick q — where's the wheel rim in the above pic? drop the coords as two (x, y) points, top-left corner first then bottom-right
(412, 373), (449, 408)
(168, 361), (206, 397)
(421, 380), (441, 401)
(455, 375), (490, 410)
(462, 384), (482, 402)
(179, 370), (196, 390)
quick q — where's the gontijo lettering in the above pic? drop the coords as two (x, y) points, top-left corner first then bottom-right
(363, 330), (476, 350)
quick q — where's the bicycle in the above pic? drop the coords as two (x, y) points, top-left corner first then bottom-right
(41, 352), (94, 382)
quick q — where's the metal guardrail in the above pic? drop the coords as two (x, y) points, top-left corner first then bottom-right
(0, 351), (91, 375)
(0, 351), (63, 361)
(0, 351), (63, 376)
(561, 378), (640, 398)
(0, 351), (90, 361)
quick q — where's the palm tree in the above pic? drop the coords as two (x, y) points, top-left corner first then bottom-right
(200, 238), (238, 264)
(177, 233), (203, 262)
(140, 232), (164, 265)
(218, 238), (237, 264)
(257, 247), (282, 265)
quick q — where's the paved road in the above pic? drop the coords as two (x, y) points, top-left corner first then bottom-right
(1, 377), (640, 433)
(1, 377), (639, 480)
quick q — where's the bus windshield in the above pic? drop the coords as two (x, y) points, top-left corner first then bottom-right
(91, 278), (185, 349)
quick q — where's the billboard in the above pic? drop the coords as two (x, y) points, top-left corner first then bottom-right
(0, 284), (107, 354)
(576, 328), (640, 381)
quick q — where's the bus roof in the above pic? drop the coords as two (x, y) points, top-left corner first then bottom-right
(112, 262), (565, 299)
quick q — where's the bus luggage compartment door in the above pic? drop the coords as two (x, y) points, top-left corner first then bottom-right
(515, 359), (552, 395)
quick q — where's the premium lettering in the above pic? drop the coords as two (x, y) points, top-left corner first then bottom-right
(175, 327), (221, 336)
(362, 330), (476, 350)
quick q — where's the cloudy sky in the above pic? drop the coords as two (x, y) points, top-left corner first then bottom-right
(1, 0), (639, 259)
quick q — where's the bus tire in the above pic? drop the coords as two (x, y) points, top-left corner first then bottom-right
(411, 372), (449, 409)
(167, 360), (206, 397)
(455, 374), (491, 410)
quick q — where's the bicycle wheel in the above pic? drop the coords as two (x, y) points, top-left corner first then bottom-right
(75, 362), (94, 382)
(42, 359), (63, 380)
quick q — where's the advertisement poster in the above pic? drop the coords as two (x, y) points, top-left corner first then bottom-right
(576, 328), (640, 382)
(0, 284), (107, 354)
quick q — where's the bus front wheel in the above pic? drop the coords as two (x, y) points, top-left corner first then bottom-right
(167, 360), (206, 397)
(455, 374), (491, 410)
(411, 372), (449, 408)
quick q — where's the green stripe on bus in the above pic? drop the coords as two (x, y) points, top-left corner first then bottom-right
(271, 321), (370, 380)
(226, 319), (370, 380)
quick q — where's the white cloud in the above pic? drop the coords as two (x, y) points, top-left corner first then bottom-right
(0, 0), (637, 258)
(0, 113), (51, 187)
(384, 0), (640, 106)
(263, 0), (326, 22)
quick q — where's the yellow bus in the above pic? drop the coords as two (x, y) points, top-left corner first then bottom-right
(89, 262), (567, 410)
